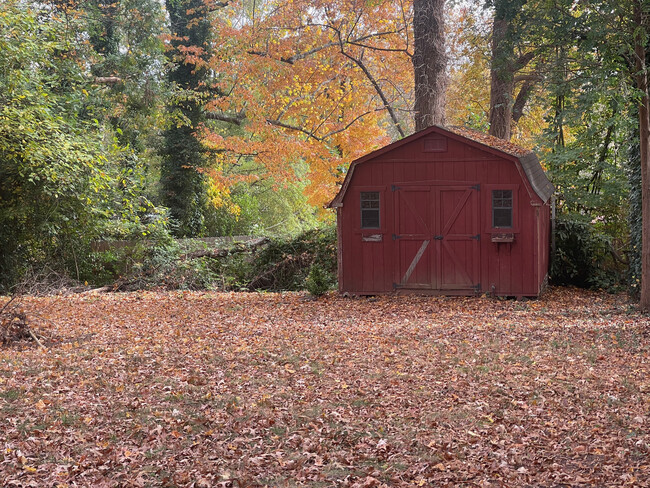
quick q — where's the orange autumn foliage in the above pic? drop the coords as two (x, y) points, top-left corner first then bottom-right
(187, 1), (546, 211)
(201, 0), (414, 208)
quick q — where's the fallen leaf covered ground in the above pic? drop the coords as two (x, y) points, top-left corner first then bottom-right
(1, 288), (649, 487)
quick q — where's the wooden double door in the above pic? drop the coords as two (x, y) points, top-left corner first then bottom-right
(393, 182), (481, 291)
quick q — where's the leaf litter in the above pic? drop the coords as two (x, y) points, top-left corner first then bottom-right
(1, 287), (649, 487)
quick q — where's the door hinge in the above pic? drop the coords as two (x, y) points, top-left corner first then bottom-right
(392, 234), (402, 240)
(391, 185), (401, 192)
(471, 183), (480, 191)
(471, 234), (481, 241)
(434, 235), (444, 240)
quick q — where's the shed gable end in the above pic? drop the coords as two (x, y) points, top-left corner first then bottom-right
(329, 126), (554, 208)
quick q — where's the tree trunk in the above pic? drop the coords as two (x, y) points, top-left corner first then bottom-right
(412, 0), (447, 131)
(635, 1), (650, 311)
(488, 17), (514, 140)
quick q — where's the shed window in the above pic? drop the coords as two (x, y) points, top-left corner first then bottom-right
(360, 191), (380, 228)
(492, 190), (513, 228)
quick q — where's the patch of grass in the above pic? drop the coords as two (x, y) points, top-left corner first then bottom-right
(59, 411), (80, 427)
(551, 338), (572, 349)
(583, 346), (599, 364)
(145, 447), (168, 459)
(0, 388), (22, 402)
(269, 424), (288, 437)
(352, 397), (371, 408)
(613, 330), (641, 350)
(320, 466), (352, 481)
(505, 354), (534, 365)
(165, 392), (186, 403)
(309, 360), (324, 376)
(388, 461), (408, 471)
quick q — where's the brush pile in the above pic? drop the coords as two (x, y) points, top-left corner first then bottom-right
(0, 297), (44, 348)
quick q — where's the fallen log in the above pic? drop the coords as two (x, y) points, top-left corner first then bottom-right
(180, 237), (270, 260)
(80, 286), (113, 294)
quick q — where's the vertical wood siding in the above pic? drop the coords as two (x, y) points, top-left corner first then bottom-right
(338, 131), (551, 297)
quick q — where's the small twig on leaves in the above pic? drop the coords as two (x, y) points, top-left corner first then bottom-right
(0, 295), (17, 315)
(28, 329), (46, 349)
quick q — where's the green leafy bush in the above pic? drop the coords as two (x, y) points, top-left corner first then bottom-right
(305, 263), (331, 297)
(248, 226), (337, 291)
(110, 238), (226, 291)
(551, 216), (624, 290)
(87, 227), (338, 293)
(217, 253), (254, 291)
(0, 2), (170, 293)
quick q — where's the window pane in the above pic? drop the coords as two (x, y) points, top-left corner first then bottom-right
(361, 192), (380, 228)
(362, 210), (380, 228)
(361, 200), (379, 209)
(492, 190), (513, 228)
(360, 191), (379, 200)
(493, 209), (512, 227)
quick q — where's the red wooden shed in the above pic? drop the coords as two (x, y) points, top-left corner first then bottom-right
(328, 125), (555, 297)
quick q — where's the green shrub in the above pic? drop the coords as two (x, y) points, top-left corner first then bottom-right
(89, 226), (338, 293)
(248, 226), (337, 291)
(305, 263), (332, 297)
(218, 253), (254, 291)
(552, 216), (624, 290)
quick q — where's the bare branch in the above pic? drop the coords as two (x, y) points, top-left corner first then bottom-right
(0, 296), (17, 315)
(265, 119), (322, 141)
(281, 42), (338, 64)
(94, 76), (122, 84)
(513, 51), (537, 72)
(205, 111), (246, 125)
(347, 42), (412, 55)
(340, 46), (405, 138)
(248, 28), (409, 65)
(320, 108), (383, 139)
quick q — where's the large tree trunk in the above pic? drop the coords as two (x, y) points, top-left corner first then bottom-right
(635, 1), (650, 311)
(487, 0), (538, 141)
(412, 0), (447, 131)
(488, 17), (514, 140)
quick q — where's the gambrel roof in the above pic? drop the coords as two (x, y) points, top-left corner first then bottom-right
(329, 125), (555, 208)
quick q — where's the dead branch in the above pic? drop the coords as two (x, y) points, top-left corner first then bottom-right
(94, 76), (123, 85)
(28, 329), (46, 349)
(1, 293), (50, 348)
(181, 249), (230, 260)
(0, 296), (17, 315)
(80, 286), (113, 295)
(180, 237), (270, 261)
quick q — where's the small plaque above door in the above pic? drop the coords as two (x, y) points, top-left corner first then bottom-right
(362, 234), (383, 242)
